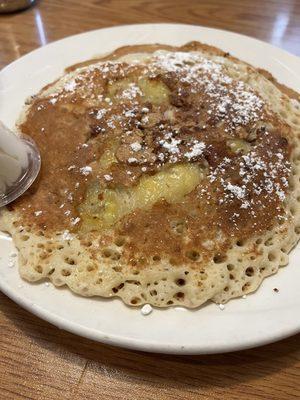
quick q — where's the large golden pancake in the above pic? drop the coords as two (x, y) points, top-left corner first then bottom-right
(1, 41), (300, 307)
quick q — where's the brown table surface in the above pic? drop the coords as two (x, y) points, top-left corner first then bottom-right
(0, 1), (300, 399)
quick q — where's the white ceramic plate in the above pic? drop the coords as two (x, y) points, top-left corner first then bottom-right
(1, 24), (300, 354)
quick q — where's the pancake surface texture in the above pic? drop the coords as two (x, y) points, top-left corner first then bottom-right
(1, 41), (300, 308)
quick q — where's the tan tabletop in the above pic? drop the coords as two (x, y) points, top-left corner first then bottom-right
(0, 1), (300, 399)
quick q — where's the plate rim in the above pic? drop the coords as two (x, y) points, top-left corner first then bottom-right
(1, 276), (299, 355)
(1, 22), (299, 76)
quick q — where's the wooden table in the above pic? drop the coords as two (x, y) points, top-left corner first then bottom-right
(0, 1), (300, 399)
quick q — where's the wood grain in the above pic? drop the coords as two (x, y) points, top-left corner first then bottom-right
(0, 1), (300, 399)
(0, 292), (299, 400)
(0, 0), (300, 70)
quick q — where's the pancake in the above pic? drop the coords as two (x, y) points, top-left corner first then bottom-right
(1, 41), (300, 308)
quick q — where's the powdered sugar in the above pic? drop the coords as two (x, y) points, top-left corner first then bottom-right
(184, 141), (206, 160)
(141, 304), (153, 315)
(104, 174), (113, 181)
(159, 135), (181, 154)
(210, 148), (290, 211)
(49, 97), (57, 105)
(64, 79), (77, 92)
(71, 217), (81, 226)
(80, 166), (92, 176)
(224, 182), (246, 200)
(153, 51), (264, 131)
(96, 109), (107, 120)
(128, 157), (138, 164)
(37, 49), (290, 236)
(61, 230), (74, 241)
(121, 83), (142, 99)
(130, 142), (142, 152)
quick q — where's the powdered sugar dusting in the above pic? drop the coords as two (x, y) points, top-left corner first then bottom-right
(34, 49), (290, 237)
(121, 83), (142, 99)
(61, 230), (74, 241)
(153, 51), (264, 131)
(209, 148), (290, 213)
(130, 142), (142, 152)
(185, 141), (206, 160)
(64, 79), (77, 92)
(80, 166), (92, 176)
